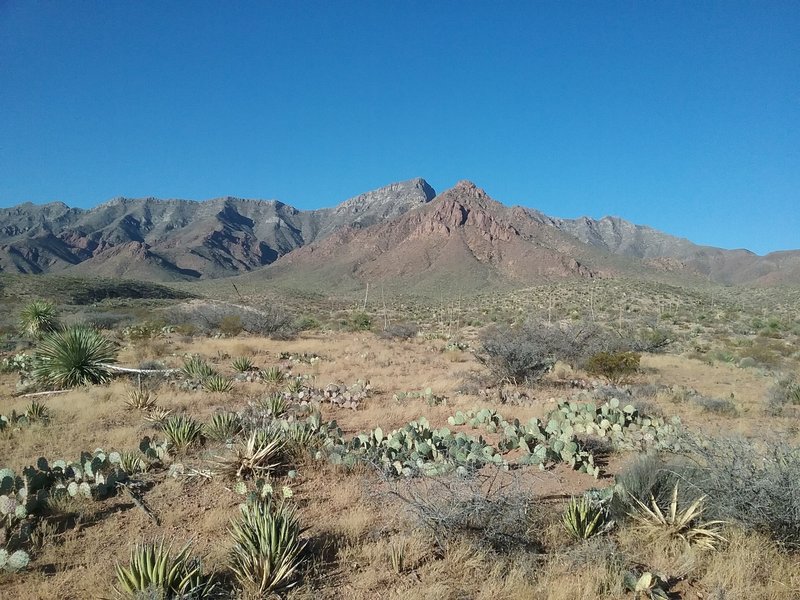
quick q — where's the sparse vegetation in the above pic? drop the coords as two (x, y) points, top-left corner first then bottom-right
(0, 283), (798, 598)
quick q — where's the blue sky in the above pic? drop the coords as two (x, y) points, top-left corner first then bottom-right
(0, 1), (797, 254)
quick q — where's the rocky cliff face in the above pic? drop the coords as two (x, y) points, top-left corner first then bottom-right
(266, 181), (598, 294)
(0, 178), (436, 281)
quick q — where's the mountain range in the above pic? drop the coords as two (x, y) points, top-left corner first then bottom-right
(1, 178), (798, 292)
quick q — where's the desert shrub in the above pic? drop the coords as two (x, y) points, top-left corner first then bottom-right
(294, 315), (320, 331)
(612, 454), (692, 520)
(228, 499), (307, 596)
(585, 351), (641, 384)
(218, 315), (243, 336)
(79, 311), (135, 331)
(378, 322), (420, 340)
(19, 299), (59, 338)
(765, 374), (800, 416)
(32, 325), (117, 388)
(248, 305), (298, 340)
(347, 311), (372, 331)
(395, 471), (539, 553)
(679, 435), (800, 550)
(693, 395), (738, 417)
(477, 321), (592, 385)
(165, 302), (297, 339)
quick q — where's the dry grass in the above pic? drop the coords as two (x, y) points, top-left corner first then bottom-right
(1, 323), (798, 599)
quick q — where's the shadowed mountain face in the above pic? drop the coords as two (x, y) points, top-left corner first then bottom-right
(1, 177), (797, 288)
(0, 178), (436, 281)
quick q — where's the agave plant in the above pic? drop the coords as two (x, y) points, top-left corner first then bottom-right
(259, 393), (288, 417)
(124, 382), (158, 411)
(181, 356), (216, 380)
(563, 493), (608, 540)
(202, 375), (234, 393)
(161, 415), (204, 453)
(285, 377), (304, 395)
(228, 499), (307, 596)
(32, 325), (117, 388)
(19, 299), (59, 338)
(215, 430), (286, 479)
(260, 366), (285, 384)
(143, 406), (173, 426)
(25, 399), (50, 423)
(628, 484), (727, 550)
(204, 412), (243, 443)
(119, 451), (147, 474)
(231, 356), (256, 373)
(114, 540), (217, 598)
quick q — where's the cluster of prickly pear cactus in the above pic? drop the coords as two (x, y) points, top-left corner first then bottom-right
(325, 416), (504, 478)
(546, 398), (682, 452)
(0, 547), (30, 572)
(139, 436), (169, 463)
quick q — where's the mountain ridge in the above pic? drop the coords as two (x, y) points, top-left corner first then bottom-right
(1, 178), (797, 288)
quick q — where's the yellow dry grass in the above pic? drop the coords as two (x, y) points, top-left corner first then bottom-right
(0, 329), (797, 599)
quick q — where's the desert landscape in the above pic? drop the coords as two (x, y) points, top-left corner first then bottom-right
(0, 180), (798, 598)
(2, 3), (798, 598)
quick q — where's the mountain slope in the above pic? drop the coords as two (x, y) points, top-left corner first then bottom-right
(0, 178), (436, 280)
(531, 212), (800, 285)
(252, 181), (602, 295)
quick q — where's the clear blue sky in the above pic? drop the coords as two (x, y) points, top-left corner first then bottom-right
(1, 1), (797, 254)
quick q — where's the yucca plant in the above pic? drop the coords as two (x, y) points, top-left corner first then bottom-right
(181, 356), (216, 380)
(563, 493), (608, 540)
(202, 375), (234, 393)
(232, 356), (255, 373)
(161, 415), (204, 453)
(215, 430), (286, 479)
(32, 325), (117, 388)
(228, 499), (307, 596)
(25, 399), (50, 423)
(204, 412), (243, 443)
(628, 484), (727, 550)
(114, 539), (217, 599)
(20, 299), (59, 338)
(125, 382), (158, 411)
(260, 366), (285, 384)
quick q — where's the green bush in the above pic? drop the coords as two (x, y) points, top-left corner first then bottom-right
(348, 312), (372, 331)
(218, 315), (243, 337)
